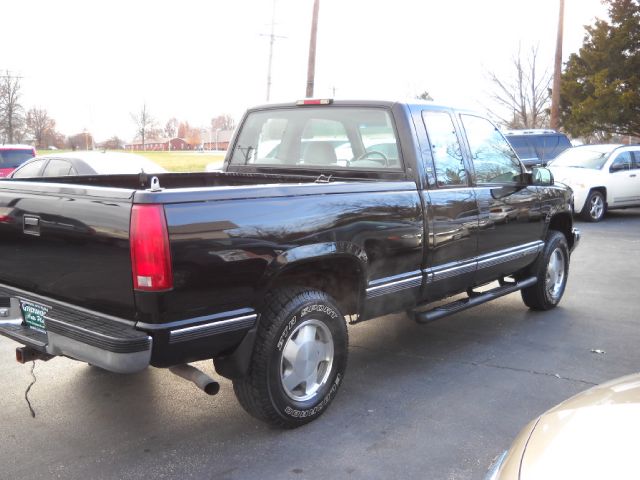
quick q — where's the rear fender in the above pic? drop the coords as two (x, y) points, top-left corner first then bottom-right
(262, 242), (368, 314)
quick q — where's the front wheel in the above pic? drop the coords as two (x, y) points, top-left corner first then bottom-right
(233, 288), (348, 428)
(521, 231), (569, 311)
(580, 190), (606, 222)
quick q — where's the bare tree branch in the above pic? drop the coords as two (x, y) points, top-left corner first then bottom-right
(487, 45), (552, 129)
(0, 71), (25, 143)
(130, 103), (155, 150)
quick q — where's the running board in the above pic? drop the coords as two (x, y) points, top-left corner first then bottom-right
(413, 276), (537, 324)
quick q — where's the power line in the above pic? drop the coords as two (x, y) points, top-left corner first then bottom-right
(260, 0), (287, 102)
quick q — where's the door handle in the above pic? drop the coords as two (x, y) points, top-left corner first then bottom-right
(23, 215), (40, 236)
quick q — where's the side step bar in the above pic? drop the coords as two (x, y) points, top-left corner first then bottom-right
(413, 276), (537, 324)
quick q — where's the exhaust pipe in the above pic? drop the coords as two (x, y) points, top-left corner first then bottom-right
(169, 364), (220, 395)
(16, 346), (53, 364)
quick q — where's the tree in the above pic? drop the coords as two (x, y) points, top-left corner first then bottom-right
(130, 103), (155, 150)
(26, 108), (57, 148)
(488, 45), (551, 129)
(67, 131), (94, 150)
(100, 136), (124, 150)
(416, 91), (434, 101)
(211, 114), (235, 131)
(0, 71), (25, 143)
(165, 117), (178, 138)
(177, 121), (201, 147)
(560, 0), (640, 139)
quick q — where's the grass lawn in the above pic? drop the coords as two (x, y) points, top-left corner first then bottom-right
(136, 151), (226, 172)
(35, 149), (226, 172)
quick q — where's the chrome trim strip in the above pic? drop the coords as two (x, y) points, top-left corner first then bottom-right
(367, 270), (422, 287)
(424, 241), (544, 283)
(366, 271), (422, 299)
(366, 276), (422, 298)
(477, 242), (542, 269)
(169, 314), (257, 344)
(136, 307), (255, 331)
(426, 261), (476, 283)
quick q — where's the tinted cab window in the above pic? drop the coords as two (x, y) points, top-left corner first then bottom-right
(422, 111), (467, 187)
(229, 107), (402, 171)
(461, 115), (523, 184)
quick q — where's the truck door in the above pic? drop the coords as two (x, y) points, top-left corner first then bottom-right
(418, 109), (479, 302)
(458, 114), (545, 286)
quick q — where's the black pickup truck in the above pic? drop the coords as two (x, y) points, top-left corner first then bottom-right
(0, 100), (579, 427)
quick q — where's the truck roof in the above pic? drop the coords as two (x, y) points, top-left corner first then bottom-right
(246, 98), (475, 113)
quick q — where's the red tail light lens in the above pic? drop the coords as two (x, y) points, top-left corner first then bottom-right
(130, 204), (173, 291)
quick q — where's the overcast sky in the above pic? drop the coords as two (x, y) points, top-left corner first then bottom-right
(3, 0), (608, 142)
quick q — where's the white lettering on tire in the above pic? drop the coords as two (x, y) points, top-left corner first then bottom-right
(284, 373), (342, 418)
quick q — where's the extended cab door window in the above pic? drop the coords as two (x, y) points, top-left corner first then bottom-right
(421, 111), (467, 187)
(460, 114), (523, 184)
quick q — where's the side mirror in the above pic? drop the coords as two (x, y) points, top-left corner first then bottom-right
(532, 167), (554, 186)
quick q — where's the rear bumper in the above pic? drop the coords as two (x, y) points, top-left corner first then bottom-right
(0, 284), (151, 374)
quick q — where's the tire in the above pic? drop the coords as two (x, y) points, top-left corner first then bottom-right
(521, 231), (569, 311)
(233, 288), (348, 428)
(580, 190), (606, 222)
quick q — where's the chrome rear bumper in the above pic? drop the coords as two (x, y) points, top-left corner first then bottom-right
(0, 284), (151, 374)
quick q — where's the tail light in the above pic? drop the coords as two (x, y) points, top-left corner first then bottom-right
(130, 204), (173, 291)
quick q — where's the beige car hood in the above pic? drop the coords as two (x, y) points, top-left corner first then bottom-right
(520, 373), (640, 480)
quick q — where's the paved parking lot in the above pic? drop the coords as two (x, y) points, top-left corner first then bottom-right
(1, 209), (639, 480)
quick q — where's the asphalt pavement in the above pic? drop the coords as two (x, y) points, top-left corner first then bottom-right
(1, 208), (639, 480)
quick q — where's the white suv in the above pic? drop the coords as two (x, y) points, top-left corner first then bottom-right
(548, 144), (640, 222)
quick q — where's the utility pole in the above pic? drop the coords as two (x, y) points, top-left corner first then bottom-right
(305, 0), (320, 98)
(550, 0), (564, 130)
(266, 0), (277, 102)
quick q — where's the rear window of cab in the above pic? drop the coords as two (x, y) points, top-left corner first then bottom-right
(229, 107), (402, 171)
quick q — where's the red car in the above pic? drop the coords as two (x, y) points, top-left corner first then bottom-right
(0, 144), (36, 177)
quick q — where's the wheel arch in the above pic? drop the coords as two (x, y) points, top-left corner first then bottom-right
(262, 244), (367, 319)
(589, 186), (608, 203)
(548, 211), (577, 251)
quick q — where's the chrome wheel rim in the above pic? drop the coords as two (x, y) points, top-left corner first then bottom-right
(280, 319), (334, 402)
(589, 194), (604, 220)
(546, 247), (566, 300)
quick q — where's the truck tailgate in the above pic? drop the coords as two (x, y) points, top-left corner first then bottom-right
(0, 181), (137, 319)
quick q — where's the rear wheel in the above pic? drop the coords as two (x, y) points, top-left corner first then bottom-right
(521, 231), (569, 311)
(581, 190), (606, 222)
(233, 287), (348, 428)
